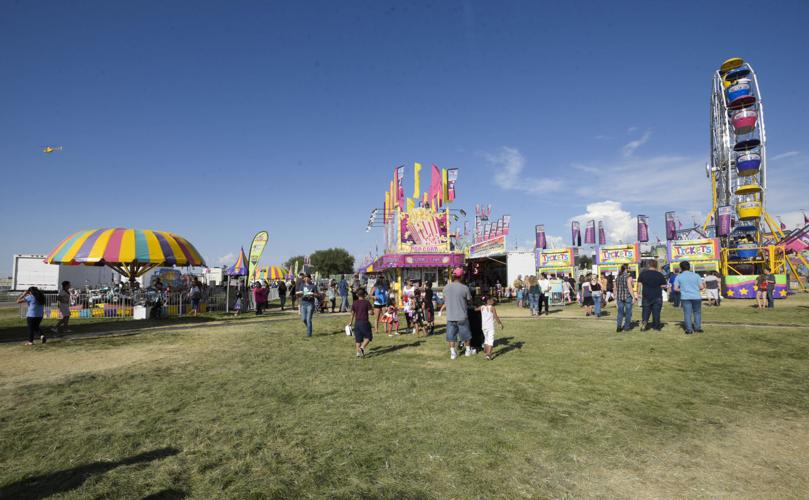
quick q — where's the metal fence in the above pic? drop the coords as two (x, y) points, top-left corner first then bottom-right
(19, 287), (230, 320)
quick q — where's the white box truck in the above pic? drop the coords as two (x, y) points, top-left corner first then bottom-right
(11, 254), (117, 291)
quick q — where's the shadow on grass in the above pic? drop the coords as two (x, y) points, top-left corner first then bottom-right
(142, 489), (188, 499)
(0, 315), (223, 343)
(493, 336), (524, 359)
(0, 447), (181, 499)
(366, 340), (425, 357)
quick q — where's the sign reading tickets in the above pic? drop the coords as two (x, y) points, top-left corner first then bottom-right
(537, 248), (574, 269)
(469, 236), (506, 258)
(596, 243), (640, 265)
(667, 238), (720, 263)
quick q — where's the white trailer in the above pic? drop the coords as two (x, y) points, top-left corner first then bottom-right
(506, 251), (537, 286)
(11, 254), (117, 291)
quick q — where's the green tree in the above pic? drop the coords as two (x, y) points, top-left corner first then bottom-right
(309, 248), (355, 277)
(285, 255), (307, 273)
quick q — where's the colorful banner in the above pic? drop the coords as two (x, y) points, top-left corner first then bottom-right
(400, 208), (449, 253)
(396, 165), (405, 209)
(716, 205), (732, 237)
(584, 220), (596, 245)
(535, 224), (547, 249)
(725, 274), (787, 299)
(572, 221), (581, 246)
(447, 168), (458, 201)
(371, 252), (465, 269)
(596, 243), (640, 265)
(248, 231), (269, 279)
(469, 235), (506, 258)
(667, 238), (720, 263)
(537, 248), (575, 269)
(665, 211), (677, 240)
(503, 215), (511, 236)
(598, 220), (606, 245)
(637, 215), (649, 242)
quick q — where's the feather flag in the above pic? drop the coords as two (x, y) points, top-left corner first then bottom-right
(396, 166), (405, 209)
(392, 168), (399, 210)
(447, 168), (458, 201)
(598, 221), (606, 245)
(442, 168), (449, 206)
(429, 164), (442, 209)
(584, 220), (596, 245)
(637, 215), (649, 242)
(665, 212), (677, 240)
(406, 197), (415, 213)
(535, 225), (547, 249)
(572, 221), (581, 246)
(413, 162), (422, 198)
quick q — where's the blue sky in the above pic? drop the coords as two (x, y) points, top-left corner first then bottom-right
(2, 0), (808, 274)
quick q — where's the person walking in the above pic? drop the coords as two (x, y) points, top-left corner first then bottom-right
(277, 279), (287, 311)
(703, 271), (721, 306)
(615, 264), (636, 332)
(52, 280), (72, 335)
(423, 280), (436, 335)
(351, 274), (362, 303)
(513, 275), (525, 308)
(674, 261), (704, 334)
(637, 260), (667, 331)
(350, 289), (374, 357)
(478, 295), (504, 360)
(590, 274), (603, 318)
(526, 275), (540, 316)
(668, 269), (681, 308)
(581, 274), (594, 316)
(189, 279), (203, 316)
(18, 286), (46, 345)
(765, 267), (776, 308)
(538, 273), (551, 316)
(444, 268), (474, 359)
(298, 274), (320, 337)
(338, 274), (350, 312)
(327, 281), (337, 312)
(371, 277), (389, 333)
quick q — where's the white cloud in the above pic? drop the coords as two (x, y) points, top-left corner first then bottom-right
(770, 151), (799, 161)
(571, 155), (710, 209)
(570, 200), (636, 244)
(484, 146), (563, 195)
(216, 252), (235, 265)
(622, 131), (651, 157)
(778, 211), (808, 230)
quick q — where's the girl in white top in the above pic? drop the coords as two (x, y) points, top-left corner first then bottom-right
(477, 296), (504, 361)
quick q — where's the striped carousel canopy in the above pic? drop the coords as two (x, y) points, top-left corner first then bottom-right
(226, 248), (248, 277)
(253, 265), (288, 281)
(45, 228), (205, 279)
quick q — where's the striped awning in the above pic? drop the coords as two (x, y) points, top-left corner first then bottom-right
(45, 228), (206, 267)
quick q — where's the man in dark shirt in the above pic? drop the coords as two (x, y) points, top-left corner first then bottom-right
(423, 281), (435, 335)
(637, 260), (667, 331)
(765, 267), (776, 308)
(350, 289), (374, 357)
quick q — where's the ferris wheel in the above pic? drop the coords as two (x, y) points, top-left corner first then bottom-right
(706, 57), (779, 245)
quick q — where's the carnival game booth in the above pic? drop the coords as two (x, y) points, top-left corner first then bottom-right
(467, 235), (508, 291)
(369, 251), (465, 305)
(595, 243), (640, 278)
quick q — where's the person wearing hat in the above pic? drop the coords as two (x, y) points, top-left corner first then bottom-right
(444, 267), (474, 359)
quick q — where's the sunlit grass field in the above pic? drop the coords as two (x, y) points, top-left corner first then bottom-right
(1, 295), (808, 498)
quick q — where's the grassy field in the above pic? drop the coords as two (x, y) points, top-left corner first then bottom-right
(1, 296), (808, 498)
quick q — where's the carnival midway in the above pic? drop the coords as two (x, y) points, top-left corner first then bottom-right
(10, 57), (809, 348)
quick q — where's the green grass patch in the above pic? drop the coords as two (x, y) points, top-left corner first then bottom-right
(1, 297), (808, 498)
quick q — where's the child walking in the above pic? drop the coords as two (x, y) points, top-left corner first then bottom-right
(350, 289), (374, 357)
(478, 296), (504, 360)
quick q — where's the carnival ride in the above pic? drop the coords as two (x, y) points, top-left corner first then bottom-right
(703, 57), (807, 295)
